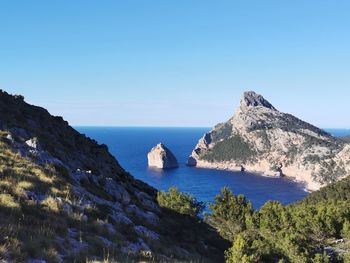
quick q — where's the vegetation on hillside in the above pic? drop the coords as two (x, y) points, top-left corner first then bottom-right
(0, 134), (76, 261)
(157, 187), (204, 218)
(205, 185), (350, 263)
(202, 134), (256, 163)
(0, 90), (228, 262)
(211, 122), (234, 143)
(300, 176), (350, 205)
(0, 132), (228, 262)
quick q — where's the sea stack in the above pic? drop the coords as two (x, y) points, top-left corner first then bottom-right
(147, 143), (178, 169)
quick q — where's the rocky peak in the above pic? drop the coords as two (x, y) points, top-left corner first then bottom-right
(189, 90), (350, 191)
(240, 91), (276, 111)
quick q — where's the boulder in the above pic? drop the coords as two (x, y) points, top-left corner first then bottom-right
(25, 137), (40, 149)
(147, 143), (178, 169)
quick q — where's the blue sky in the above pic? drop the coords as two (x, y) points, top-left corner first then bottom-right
(1, 1), (350, 127)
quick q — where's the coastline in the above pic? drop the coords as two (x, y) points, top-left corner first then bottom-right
(191, 159), (321, 191)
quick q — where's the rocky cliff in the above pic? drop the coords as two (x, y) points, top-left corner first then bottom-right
(147, 143), (178, 169)
(188, 91), (350, 191)
(0, 90), (226, 262)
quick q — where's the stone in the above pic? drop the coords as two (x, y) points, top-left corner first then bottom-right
(126, 205), (159, 226)
(25, 137), (40, 149)
(241, 91), (276, 110)
(134, 225), (159, 240)
(103, 178), (131, 205)
(111, 212), (134, 225)
(5, 134), (14, 143)
(147, 143), (178, 169)
(135, 191), (160, 213)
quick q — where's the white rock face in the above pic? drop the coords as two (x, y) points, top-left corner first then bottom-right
(25, 137), (40, 149)
(188, 91), (350, 191)
(147, 143), (178, 169)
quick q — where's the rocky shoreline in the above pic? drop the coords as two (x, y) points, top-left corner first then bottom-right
(191, 159), (320, 191)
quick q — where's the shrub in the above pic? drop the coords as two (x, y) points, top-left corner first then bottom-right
(207, 187), (254, 240)
(157, 187), (204, 217)
(342, 220), (350, 239)
(225, 234), (256, 263)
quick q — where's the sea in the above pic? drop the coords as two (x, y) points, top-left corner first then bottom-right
(75, 127), (350, 209)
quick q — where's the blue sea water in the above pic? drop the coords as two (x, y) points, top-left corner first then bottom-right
(325, 128), (350, 138)
(75, 127), (350, 208)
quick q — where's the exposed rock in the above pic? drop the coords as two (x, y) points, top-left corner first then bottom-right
(25, 137), (40, 149)
(26, 260), (47, 263)
(134, 225), (160, 240)
(188, 91), (350, 191)
(241, 91), (276, 110)
(147, 143), (178, 169)
(5, 133), (14, 143)
(103, 178), (131, 205)
(105, 223), (117, 235)
(135, 191), (161, 213)
(111, 212), (134, 225)
(126, 204), (159, 226)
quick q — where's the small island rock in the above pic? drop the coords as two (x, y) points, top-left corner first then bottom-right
(147, 143), (178, 169)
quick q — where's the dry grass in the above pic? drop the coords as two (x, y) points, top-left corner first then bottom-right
(0, 193), (20, 209)
(0, 138), (73, 262)
(0, 136), (130, 262)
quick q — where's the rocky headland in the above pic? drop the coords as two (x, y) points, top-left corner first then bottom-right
(188, 91), (350, 191)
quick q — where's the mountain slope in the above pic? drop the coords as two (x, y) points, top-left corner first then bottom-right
(0, 90), (227, 262)
(188, 91), (350, 190)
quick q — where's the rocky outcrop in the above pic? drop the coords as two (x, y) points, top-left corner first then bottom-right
(188, 91), (350, 191)
(0, 90), (226, 262)
(147, 143), (178, 169)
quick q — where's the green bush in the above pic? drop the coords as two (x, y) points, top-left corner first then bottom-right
(208, 184), (350, 263)
(342, 220), (350, 239)
(211, 122), (233, 143)
(225, 234), (256, 263)
(157, 187), (204, 217)
(206, 187), (254, 240)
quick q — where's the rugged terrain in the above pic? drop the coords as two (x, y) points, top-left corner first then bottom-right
(188, 91), (350, 190)
(0, 90), (227, 262)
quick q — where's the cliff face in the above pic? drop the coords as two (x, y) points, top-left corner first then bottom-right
(188, 91), (350, 191)
(0, 90), (226, 262)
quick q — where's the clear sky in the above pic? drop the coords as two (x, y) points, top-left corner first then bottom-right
(1, 1), (350, 128)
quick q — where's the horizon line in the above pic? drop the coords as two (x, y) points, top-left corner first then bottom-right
(72, 125), (350, 130)
(73, 125), (212, 129)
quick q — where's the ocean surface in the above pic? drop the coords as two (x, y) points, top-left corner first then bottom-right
(75, 127), (350, 208)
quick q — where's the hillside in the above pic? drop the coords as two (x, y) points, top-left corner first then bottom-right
(205, 177), (350, 262)
(0, 90), (227, 262)
(188, 91), (350, 190)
